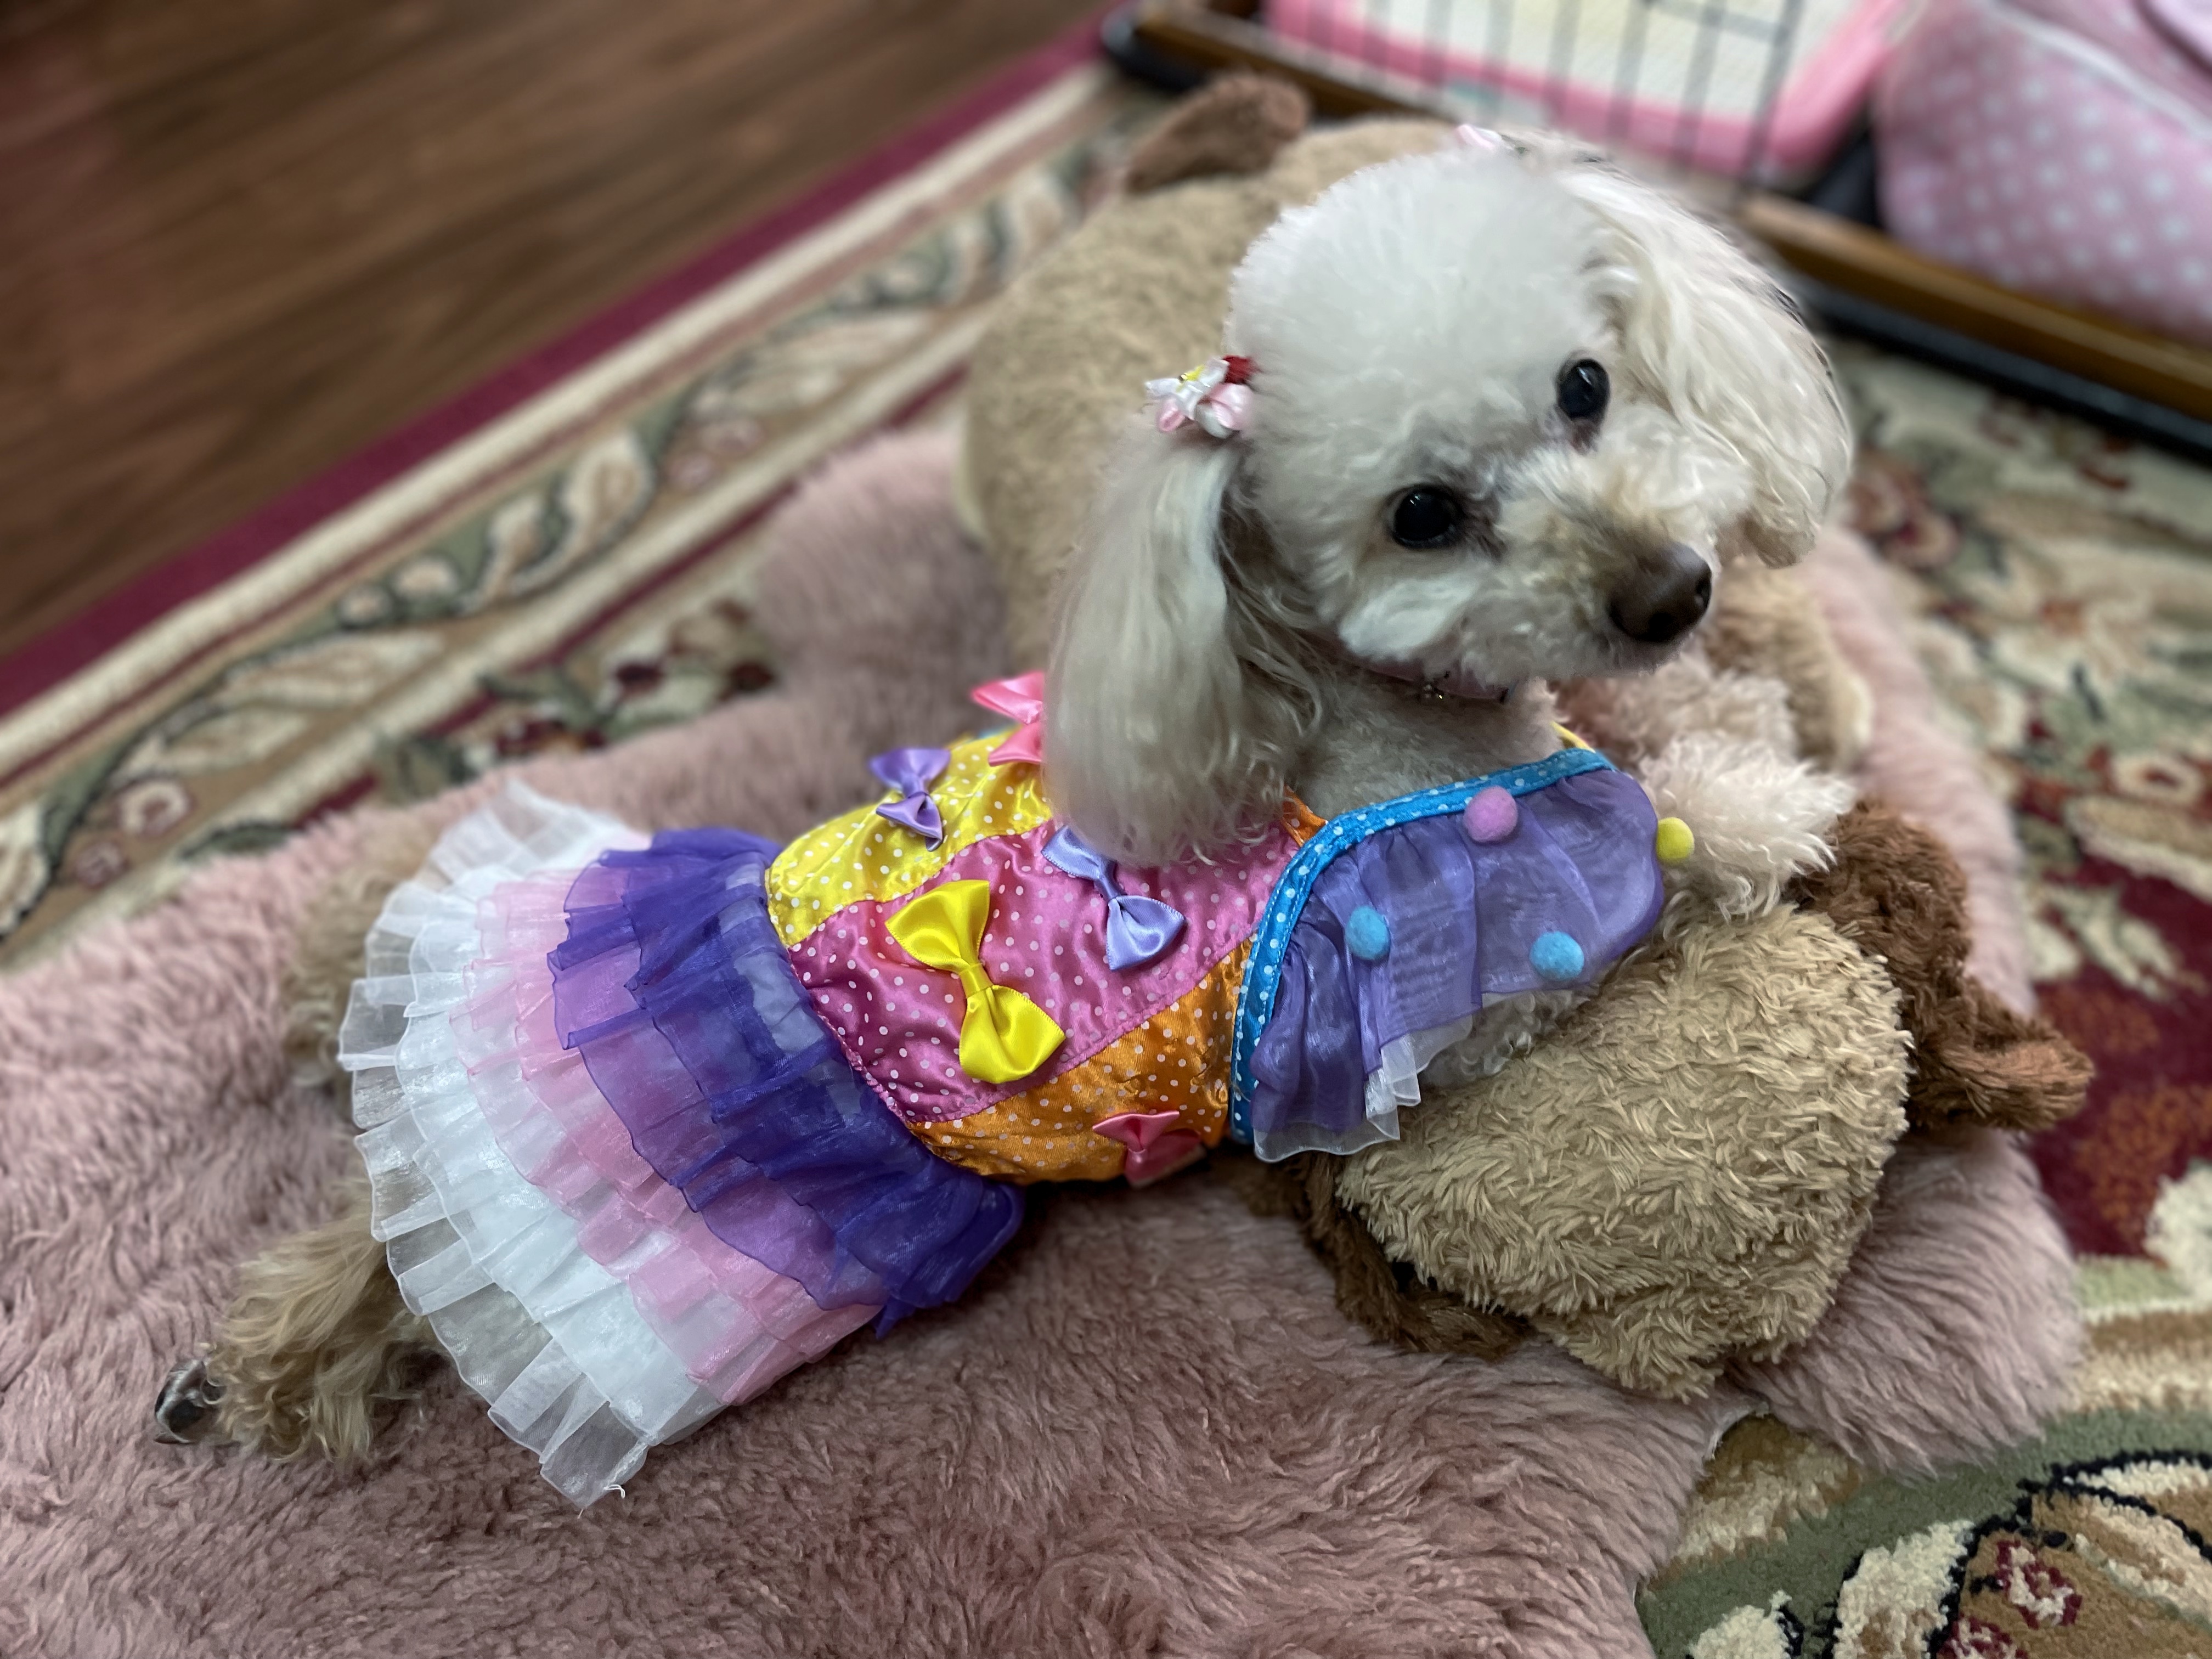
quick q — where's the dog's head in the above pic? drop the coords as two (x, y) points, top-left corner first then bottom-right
(1047, 136), (1850, 864)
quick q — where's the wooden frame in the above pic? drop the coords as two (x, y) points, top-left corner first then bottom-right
(1127, 0), (2212, 424)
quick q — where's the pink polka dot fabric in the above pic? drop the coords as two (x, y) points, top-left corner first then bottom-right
(1876, 0), (2212, 347)
(788, 817), (1298, 1126)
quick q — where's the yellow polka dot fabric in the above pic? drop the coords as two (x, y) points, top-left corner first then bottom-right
(765, 736), (1052, 948)
(914, 944), (1250, 1182)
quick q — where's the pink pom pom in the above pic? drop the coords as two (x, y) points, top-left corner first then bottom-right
(1462, 785), (1519, 843)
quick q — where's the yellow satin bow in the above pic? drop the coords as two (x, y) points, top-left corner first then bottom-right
(886, 879), (1065, 1084)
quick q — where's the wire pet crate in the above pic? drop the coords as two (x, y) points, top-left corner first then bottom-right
(1261, 0), (1901, 182)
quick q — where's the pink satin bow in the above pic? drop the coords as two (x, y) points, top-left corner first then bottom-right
(970, 672), (1043, 766)
(1143, 355), (1254, 439)
(1091, 1110), (1205, 1188)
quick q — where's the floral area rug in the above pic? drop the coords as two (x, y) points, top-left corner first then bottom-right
(1, 48), (2208, 1654)
(1641, 346), (2212, 1659)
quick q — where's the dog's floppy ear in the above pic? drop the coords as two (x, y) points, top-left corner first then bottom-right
(1559, 165), (1852, 568)
(1045, 422), (1285, 866)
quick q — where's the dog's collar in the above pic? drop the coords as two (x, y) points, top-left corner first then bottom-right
(1358, 655), (1517, 706)
(1308, 630), (1517, 704)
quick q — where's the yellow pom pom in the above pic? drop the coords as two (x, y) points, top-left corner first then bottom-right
(1654, 816), (1695, 865)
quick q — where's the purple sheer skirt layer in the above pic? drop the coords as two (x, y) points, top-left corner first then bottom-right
(1246, 766), (1663, 1160)
(461, 873), (877, 1399)
(340, 787), (767, 1506)
(549, 827), (1025, 1328)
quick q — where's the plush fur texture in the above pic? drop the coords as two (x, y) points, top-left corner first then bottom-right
(1120, 72), (1312, 194)
(1334, 904), (1910, 1398)
(1222, 1149), (1533, 1359)
(1700, 561), (1874, 773)
(1555, 563), (1871, 780)
(1799, 802), (2093, 1133)
(1, 433), (2080, 1656)
(1554, 639), (1802, 767)
(1726, 1129), (2084, 1472)
(1802, 526), (2034, 1013)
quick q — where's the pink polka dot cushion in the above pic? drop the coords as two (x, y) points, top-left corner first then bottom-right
(1876, 0), (2212, 348)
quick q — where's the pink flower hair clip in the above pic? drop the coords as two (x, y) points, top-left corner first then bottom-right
(1144, 354), (1255, 438)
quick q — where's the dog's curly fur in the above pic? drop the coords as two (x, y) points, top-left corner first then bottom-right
(199, 1175), (436, 1461)
(280, 810), (442, 1080)
(161, 810), (449, 1457)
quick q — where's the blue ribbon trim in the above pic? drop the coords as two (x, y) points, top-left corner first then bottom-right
(1226, 746), (1613, 1144)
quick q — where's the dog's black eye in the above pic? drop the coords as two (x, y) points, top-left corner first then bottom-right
(1389, 487), (1464, 549)
(1557, 359), (1609, 424)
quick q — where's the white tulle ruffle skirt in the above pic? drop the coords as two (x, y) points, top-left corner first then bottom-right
(336, 785), (1019, 1503)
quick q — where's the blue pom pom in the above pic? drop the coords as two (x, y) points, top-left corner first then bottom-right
(1346, 906), (1392, 962)
(1528, 930), (1585, 983)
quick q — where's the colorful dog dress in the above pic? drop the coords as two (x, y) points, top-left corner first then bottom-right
(337, 677), (1668, 1502)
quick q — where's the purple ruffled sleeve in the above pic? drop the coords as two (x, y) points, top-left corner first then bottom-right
(1243, 764), (1662, 1160)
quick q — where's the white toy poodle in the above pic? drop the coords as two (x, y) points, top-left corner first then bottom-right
(1051, 131), (1849, 860)
(1048, 129), (1853, 1070)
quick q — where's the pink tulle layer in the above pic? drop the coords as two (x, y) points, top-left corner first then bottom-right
(449, 869), (872, 1403)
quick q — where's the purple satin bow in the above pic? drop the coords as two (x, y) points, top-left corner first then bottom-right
(1042, 825), (1186, 972)
(871, 747), (951, 847)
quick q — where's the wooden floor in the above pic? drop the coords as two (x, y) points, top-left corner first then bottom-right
(0, 0), (1104, 665)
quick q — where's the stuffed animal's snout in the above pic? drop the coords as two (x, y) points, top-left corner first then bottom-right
(1607, 541), (1712, 645)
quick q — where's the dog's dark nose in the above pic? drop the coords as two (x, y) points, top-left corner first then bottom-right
(1608, 543), (1712, 645)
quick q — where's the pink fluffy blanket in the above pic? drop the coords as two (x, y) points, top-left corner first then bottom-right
(0, 432), (2073, 1659)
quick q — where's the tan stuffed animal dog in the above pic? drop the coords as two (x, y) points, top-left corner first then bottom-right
(958, 78), (2087, 1396)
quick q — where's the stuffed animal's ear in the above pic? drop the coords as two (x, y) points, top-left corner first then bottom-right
(1045, 424), (1282, 865)
(1795, 799), (2094, 1133)
(1909, 984), (2094, 1133)
(1122, 73), (1311, 194)
(1559, 166), (1853, 568)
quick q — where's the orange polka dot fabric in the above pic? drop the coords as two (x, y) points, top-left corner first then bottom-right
(911, 945), (1250, 1182)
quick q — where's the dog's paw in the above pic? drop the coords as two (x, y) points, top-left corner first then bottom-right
(151, 1356), (226, 1445)
(1640, 731), (1854, 924)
